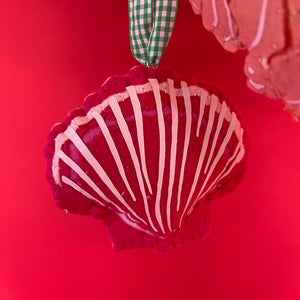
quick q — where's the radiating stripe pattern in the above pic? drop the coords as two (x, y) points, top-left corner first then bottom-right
(52, 79), (245, 237)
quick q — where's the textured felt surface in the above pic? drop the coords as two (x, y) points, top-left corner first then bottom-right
(1, 0), (300, 299)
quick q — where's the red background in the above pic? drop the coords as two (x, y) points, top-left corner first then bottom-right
(1, 1), (300, 299)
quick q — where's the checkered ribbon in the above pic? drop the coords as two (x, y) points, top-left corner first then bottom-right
(128, 0), (178, 67)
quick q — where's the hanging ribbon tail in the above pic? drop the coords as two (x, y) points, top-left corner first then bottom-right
(128, 0), (178, 68)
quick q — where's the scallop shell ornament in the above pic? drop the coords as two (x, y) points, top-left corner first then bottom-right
(45, 66), (248, 251)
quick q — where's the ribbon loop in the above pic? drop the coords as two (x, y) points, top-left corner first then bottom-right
(129, 0), (178, 67)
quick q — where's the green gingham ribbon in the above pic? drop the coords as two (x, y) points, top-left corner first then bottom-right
(128, 0), (178, 67)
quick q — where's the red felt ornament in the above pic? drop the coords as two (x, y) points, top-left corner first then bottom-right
(45, 65), (248, 251)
